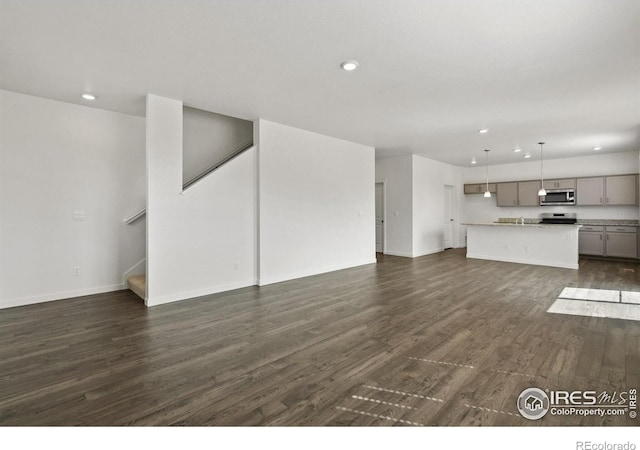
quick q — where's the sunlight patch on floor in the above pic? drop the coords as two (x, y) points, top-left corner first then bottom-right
(548, 287), (640, 321)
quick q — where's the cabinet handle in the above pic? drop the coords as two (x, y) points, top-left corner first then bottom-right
(600, 197), (603, 204)
(600, 235), (602, 240)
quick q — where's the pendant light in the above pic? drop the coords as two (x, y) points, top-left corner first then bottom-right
(483, 149), (491, 198)
(537, 142), (547, 196)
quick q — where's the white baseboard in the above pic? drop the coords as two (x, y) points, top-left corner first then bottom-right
(146, 279), (256, 307)
(383, 251), (414, 258)
(384, 249), (444, 258)
(0, 283), (126, 310)
(258, 258), (377, 286)
(466, 253), (579, 270)
(412, 247), (444, 257)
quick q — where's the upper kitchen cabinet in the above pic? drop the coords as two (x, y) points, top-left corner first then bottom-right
(467, 172), (638, 206)
(464, 184), (481, 194)
(464, 183), (496, 194)
(576, 175), (638, 206)
(576, 177), (604, 205)
(543, 178), (576, 190)
(518, 180), (542, 206)
(605, 175), (638, 206)
(496, 181), (541, 206)
(496, 182), (518, 206)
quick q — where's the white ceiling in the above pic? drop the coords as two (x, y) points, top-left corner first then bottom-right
(1, 0), (638, 166)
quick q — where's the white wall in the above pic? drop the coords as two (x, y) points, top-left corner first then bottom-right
(0, 90), (146, 308)
(376, 154), (464, 257)
(412, 155), (463, 256)
(182, 106), (253, 183)
(375, 155), (413, 256)
(146, 95), (257, 305)
(257, 119), (375, 285)
(462, 152), (640, 236)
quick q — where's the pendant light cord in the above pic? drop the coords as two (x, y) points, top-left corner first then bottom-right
(540, 142), (544, 185)
(485, 149), (490, 190)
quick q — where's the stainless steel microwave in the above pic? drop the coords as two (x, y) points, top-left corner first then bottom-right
(540, 188), (576, 206)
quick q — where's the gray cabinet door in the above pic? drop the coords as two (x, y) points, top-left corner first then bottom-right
(579, 232), (605, 256)
(576, 177), (604, 205)
(606, 232), (638, 258)
(518, 180), (541, 206)
(543, 178), (576, 190)
(555, 178), (577, 189)
(496, 182), (518, 206)
(605, 175), (638, 205)
(464, 183), (497, 194)
(464, 184), (481, 194)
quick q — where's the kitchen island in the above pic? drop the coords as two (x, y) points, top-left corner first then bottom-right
(464, 223), (582, 269)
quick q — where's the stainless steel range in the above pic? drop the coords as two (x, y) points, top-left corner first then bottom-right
(540, 212), (577, 224)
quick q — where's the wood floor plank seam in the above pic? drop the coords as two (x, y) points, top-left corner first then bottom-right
(463, 404), (521, 418)
(351, 395), (418, 411)
(362, 385), (444, 403)
(335, 406), (424, 426)
(408, 357), (476, 369)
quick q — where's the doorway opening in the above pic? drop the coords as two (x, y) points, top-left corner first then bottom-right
(444, 184), (454, 250)
(375, 182), (385, 255)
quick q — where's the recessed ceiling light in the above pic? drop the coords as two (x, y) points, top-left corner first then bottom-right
(593, 146), (602, 151)
(82, 93), (96, 100)
(340, 60), (359, 71)
(513, 147), (522, 153)
(478, 129), (489, 134)
(524, 153), (532, 159)
(471, 158), (477, 165)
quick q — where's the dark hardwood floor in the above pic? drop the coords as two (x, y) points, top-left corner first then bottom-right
(1, 249), (639, 426)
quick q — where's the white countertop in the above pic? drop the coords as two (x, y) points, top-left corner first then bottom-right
(463, 222), (582, 228)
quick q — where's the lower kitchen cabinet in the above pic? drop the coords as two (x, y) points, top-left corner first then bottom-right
(579, 229), (604, 256)
(605, 226), (638, 258)
(579, 225), (638, 258)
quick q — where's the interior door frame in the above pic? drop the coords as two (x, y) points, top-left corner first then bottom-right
(375, 181), (386, 254)
(444, 184), (455, 249)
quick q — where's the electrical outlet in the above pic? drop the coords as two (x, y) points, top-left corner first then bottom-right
(233, 262), (239, 271)
(73, 266), (80, 276)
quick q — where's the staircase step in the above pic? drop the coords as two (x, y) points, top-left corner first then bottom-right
(128, 275), (146, 300)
